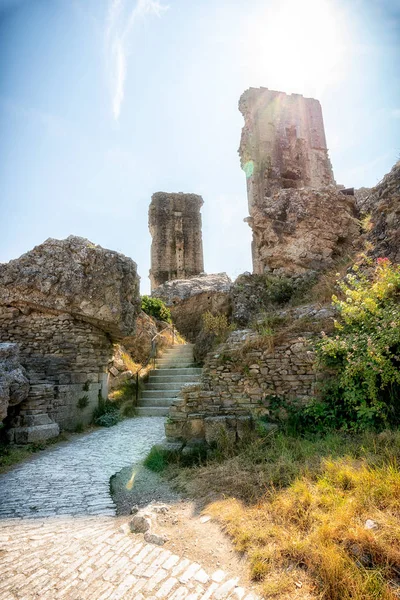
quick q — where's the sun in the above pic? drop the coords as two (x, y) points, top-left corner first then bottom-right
(242, 0), (347, 98)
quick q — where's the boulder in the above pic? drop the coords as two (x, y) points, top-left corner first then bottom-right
(152, 273), (232, 342)
(0, 236), (140, 339)
(0, 343), (29, 421)
(129, 515), (151, 533)
(366, 160), (400, 264)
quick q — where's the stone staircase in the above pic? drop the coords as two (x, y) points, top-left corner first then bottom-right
(136, 344), (202, 417)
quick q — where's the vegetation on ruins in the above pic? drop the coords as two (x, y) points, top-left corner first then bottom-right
(141, 295), (172, 323)
(312, 258), (400, 432)
(92, 396), (122, 428)
(77, 395), (89, 410)
(202, 311), (232, 340)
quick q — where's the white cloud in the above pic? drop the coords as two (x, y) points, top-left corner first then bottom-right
(105, 0), (169, 120)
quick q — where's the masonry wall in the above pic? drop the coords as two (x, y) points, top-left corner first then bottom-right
(0, 306), (110, 432)
(165, 330), (317, 444)
(149, 192), (204, 290)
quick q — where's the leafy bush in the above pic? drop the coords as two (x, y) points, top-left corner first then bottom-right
(95, 411), (121, 428)
(92, 396), (122, 428)
(141, 295), (171, 323)
(316, 258), (400, 431)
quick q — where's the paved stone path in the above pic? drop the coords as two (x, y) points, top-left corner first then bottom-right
(0, 418), (260, 599)
(0, 418), (165, 519)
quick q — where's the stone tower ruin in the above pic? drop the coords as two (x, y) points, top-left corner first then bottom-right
(149, 192), (204, 291)
(239, 87), (335, 209)
(237, 87), (356, 276)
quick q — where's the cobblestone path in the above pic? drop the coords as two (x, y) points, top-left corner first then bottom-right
(0, 418), (165, 519)
(0, 419), (260, 599)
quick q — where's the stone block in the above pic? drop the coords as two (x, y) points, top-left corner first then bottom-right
(183, 416), (205, 440)
(10, 422), (60, 444)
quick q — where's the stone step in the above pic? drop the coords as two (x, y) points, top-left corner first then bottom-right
(152, 367), (202, 376)
(147, 375), (201, 384)
(142, 390), (180, 399)
(163, 346), (193, 356)
(139, 397), (177, 407)
(145, 382), (199, 390)
(155, 358), (195, 365)
(135, 406), (169, 417)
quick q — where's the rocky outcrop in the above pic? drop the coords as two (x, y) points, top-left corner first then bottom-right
(152, 273), (232, 341)
(367, 161), (400, 263)
(0, 236), (140, 338)
(0, 237), (141, 440)
(0, 343), (29, 421)
(246, 186), (359, 275)
(231, 271), (317, 326)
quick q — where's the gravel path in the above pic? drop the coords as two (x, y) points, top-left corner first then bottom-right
(0, 417), (165, 519)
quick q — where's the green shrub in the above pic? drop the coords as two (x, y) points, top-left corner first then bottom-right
(141, 296), (171, 323)
(143, 445), (177, 472)
(92, 397), (122, 427)
(95, 411), (121, 428)
(144, 444), (208, 472)
(316, 259), (400, 431)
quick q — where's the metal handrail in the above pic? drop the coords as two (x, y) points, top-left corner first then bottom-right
(151, 322), (175, 345)
(134, 322), (175, 404)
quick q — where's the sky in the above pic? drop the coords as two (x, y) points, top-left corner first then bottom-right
(0, 0), (399, 294)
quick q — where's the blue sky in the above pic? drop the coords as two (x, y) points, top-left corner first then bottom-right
(1, 0), (399, 294)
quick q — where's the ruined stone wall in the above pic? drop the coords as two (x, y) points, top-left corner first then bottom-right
(166, 329), (317, 444)
(0, 236), (141, 441)
(248, 186), (359, 275)
(0, 343), (29, 424)
(0, 307), (110, 435)
(238, 88), (356, 276)
(149, 192), (204, 290)
(239, 88), (335, 208)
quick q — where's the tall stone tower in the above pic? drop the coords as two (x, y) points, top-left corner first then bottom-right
(239, 87), (335, 212)
(239, 87), (338, 274)
(149, 192), (204, 291)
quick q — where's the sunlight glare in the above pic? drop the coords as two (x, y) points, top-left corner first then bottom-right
(242, 0), (347, 98)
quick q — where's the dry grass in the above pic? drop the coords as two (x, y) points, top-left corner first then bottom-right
(167, 431), (400, 599)
(231, 315), (335, 365)
(301, 256), (354, 304)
